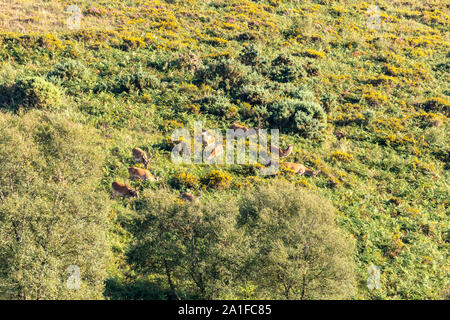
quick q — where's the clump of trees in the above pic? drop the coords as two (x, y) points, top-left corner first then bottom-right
(0, 110), (111, 299)
(238, 179), (356, 299)
(127, 179), (356, 299)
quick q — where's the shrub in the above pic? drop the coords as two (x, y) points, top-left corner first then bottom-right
(331, 151), (354, 162)
(196, 94), (233, 117)
(269, 53), (305, 83)
(176, 51), (201, 72)
(201, 170), (232, 189)
(297, 49), (326, 59)
(194, 57), (252, 95)
(171, 171), (200, 189)
(47, 60), (87, 82)
(267, 88), (326, 138)
(11, 76), (63, 110)
(420, 97), (450, 116)
(113, 70), (160, 94)
(236, 83), (274, 106)
(239, 44), (263, 67)
(238, 179), (356, 299)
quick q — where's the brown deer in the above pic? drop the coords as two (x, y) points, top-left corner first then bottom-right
(132, 147), (150, 169)
(230, 123), (258, 137)
(230, 123), (249, 132)
(128, 167), (159, 181)
(111, 181), (139, 198)
(201, 129), (215, 147)
(181, 192), (201, 202)
(205, 143), (223, 162)
(271, 145), (293, 159)
(281, 162), (317, 177)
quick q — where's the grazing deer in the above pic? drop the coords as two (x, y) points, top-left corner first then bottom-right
(132, 147), (150, 169)
(128, 167), (159, 181)
(181, 192), (201, 202)
(201, 129), (215, 147)
(230, 123), (258, 137)
(281, 162), (317, 177)
(230, 123), (249, 132)
(205, 143), (223, 162)
(271, 145), (293, 159)
(111, 181), (139, 198)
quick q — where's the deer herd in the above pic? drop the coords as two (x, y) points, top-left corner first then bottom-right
(111, 147), (157, 199)
(111, 123), (318, 200)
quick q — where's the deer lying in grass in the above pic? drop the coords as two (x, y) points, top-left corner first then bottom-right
(230, 123), (249, 132)
(181, 192), (201, 202)
(128, 167), (159, 181)
(229, 123), (259, 137)
(281, 162), (318, 177)
(111, 181), (140, 198)
(132, 147), (150, 169)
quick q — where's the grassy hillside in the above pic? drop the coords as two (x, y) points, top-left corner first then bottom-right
(0, 0), (448, 299)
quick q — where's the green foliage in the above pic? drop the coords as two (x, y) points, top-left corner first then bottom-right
(8, 76), (63, 110)
(267, 88), (326, 138)
(269, 53), (305, 83)
(95, 69), (160, 94)
(239, 44), (266, 71)
(1, 0), (449, 301)
(194, 57), (252, 95)
(238, 179), (356, 299)
(128, 189), (249, 299)
(47, 60), (87, 82)
(237, 83), (274, 106)
(196, 94), (233, 117)
(0, 111), (111, 299)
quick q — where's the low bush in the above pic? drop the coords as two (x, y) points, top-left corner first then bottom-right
(8, 76), (63, 110)
(47, 60), (87, 82)
(267, 88), (326, 138)
(269, 53), (305, 83)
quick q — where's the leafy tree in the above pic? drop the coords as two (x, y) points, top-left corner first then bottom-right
(0, 110), (111, 299)
(127, 189), (250, 299)
(238, 179), (356, 299)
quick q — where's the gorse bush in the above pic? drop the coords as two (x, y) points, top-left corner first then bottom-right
(196, 93), (232, 117)
(270, 53), (305, 83)
(47, 60), (87, 82)
(201, 170), (232, 189)
(239, 44), (266, 70)
(267, 88), (326, 138)
(95, 69), (160, 94)
(238, 179), (356, 299)
(194, 57), (252, 95)
(237, 83), (274, 106)
(113, 70), (160, 94)
(10, 76), (63, 110)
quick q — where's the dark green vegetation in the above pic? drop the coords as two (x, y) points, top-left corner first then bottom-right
(0, 0), (448, 299)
